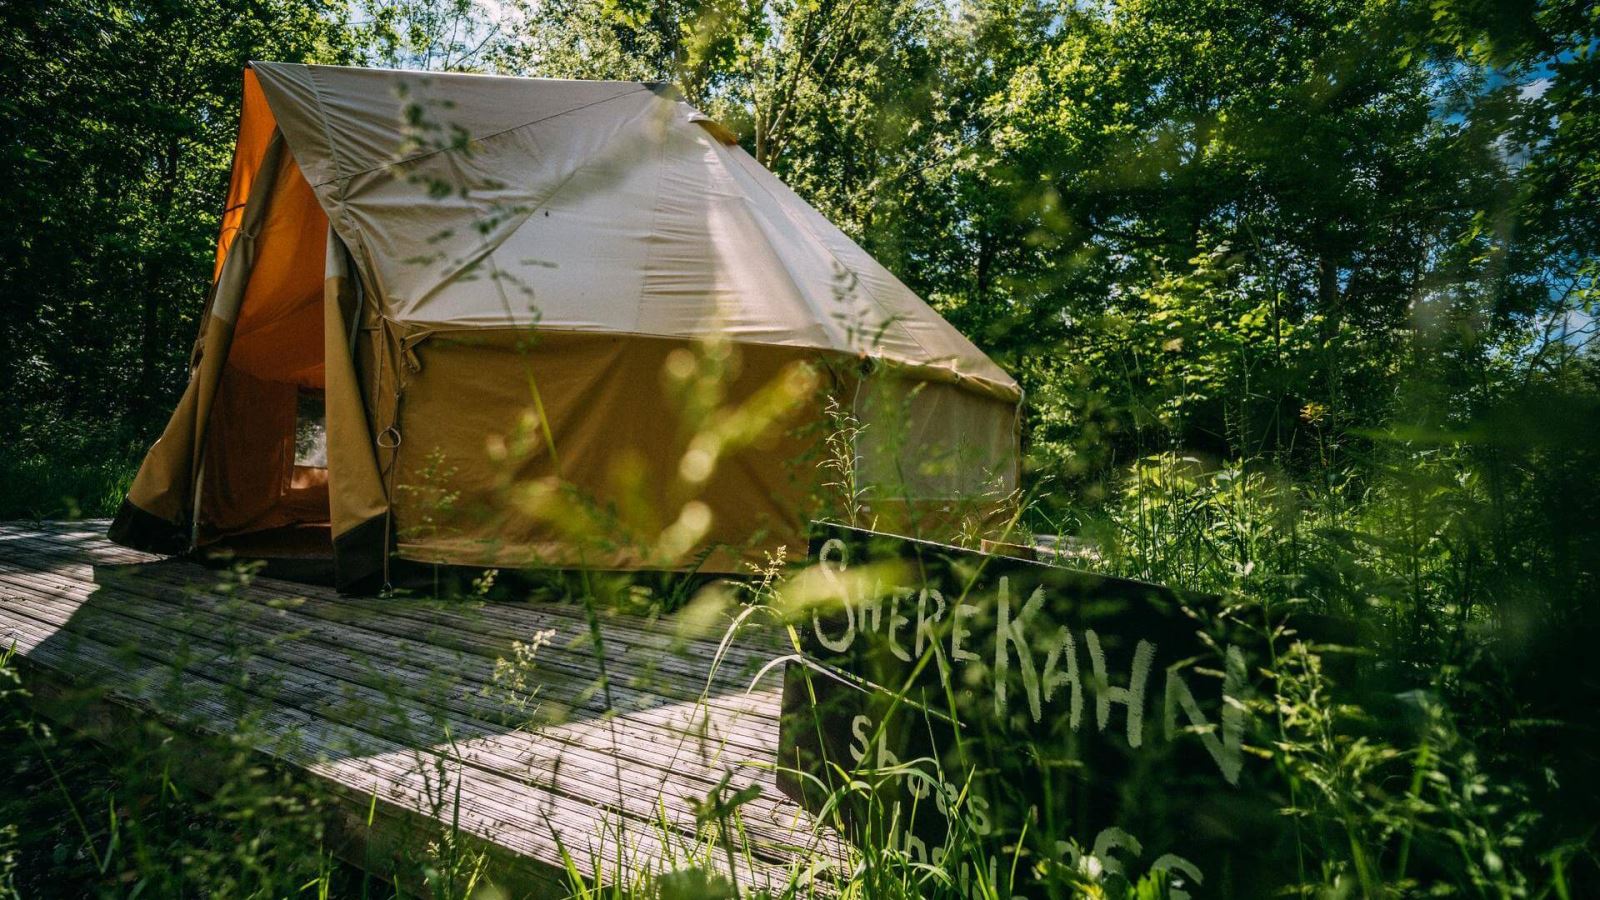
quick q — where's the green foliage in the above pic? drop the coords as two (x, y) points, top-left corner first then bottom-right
(2, 0), (1597, 895)
(0, 0), (360, 518)
(0, 413), (138, 520)
(1083, 427), (1600, 895)
(351, 0), (525, 72)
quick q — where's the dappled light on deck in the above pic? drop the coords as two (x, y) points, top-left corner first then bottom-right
(0, 520), (844, 892)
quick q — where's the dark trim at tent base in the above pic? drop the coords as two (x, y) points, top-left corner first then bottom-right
(333, 513), (389, 595)
(106, 498), (190, 556)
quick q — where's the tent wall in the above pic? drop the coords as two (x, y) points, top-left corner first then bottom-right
(222, 144), (327, 389)
(245, 61), (1020, 401)
(855, 374), (1019, 501)
(112, 63), (1025, 585)
(196, 365), (317, 536)
(323, 232), (389, 589)
(213, 70), (279, 281)
(194, 129), (331, 546)
(375, 330), (829, 572)
(358, 328), (1019, 574)
(109, 127), (290, 553)
(112, 74), (388, 588)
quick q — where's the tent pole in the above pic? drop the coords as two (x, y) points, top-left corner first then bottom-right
(345, 242), (363, 355)
(189, 459), (205, 550)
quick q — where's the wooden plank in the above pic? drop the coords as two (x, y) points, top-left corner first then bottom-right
(1, 528), (790, 724)
(3, 518), (838, 826)
(0, 566), (839, 861)
(0, 597), (827, 875)
(13, 657), (575, 899)
(13, 521), (787, 670)
(5, 610), (795, 891)
(0, 549), (787, 756)
(0, 528), (825, 883)
(0, 522), (843, 894)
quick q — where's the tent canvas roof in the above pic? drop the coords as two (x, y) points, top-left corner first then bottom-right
(246, 62), (1019, 400)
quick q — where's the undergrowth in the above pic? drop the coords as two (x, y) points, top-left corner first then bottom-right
(0, 412), (139, 520)
(3, 435), (1596, 898)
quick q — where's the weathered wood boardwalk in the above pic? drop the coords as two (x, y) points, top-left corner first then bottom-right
(0, 521), (842, 896)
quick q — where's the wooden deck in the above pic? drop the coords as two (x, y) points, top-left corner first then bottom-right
(0, 521), (842, 896)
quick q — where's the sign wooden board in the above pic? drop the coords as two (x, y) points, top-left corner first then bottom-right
(776, 523), (1286, 896)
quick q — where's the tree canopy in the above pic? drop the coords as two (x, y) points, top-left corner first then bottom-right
(0, 3), (1595, 890)
(3, 0), (1591, 478)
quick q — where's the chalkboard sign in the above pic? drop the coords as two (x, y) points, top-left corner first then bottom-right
(776, 523), (1286, 896)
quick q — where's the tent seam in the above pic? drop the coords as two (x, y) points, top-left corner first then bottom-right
(380, 323), (1020, 402)
(302, 65), (382, 302)
(727, 149), (1018, 399)
(720, 148), (939, 365)
(405, 102), (661, 315)
(634, 108), (674, 334)
(304, 65), (347, 187)
(308, 85), (650, 189)
(692, 137), (846, 353)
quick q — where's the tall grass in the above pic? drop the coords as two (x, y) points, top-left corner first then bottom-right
(0, 412), (139, 520)
(3, 411), (1595, 897)
(4, 88), (1592, 900)
(1045, 441), (1595, 897)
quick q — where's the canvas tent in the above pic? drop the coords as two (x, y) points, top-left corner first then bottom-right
(109, 62), (1022, 591)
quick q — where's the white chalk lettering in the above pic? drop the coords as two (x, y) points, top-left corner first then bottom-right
(993, 578), (1046, 720)
(1057, 830), (1205, 895)
(1041, 625), (1083, 730)
(1093, 826), (1143, 878)
(906, 763), (932, 800)
(915, 587), (945, 658)
(951, 598), (980, 662)
(860, 583), (883, 635)
(955, 856), (1001, 896)
(813, 538), (856, 652)
(903, 830), (928, 865)
(876, 735), (900, 770)
(933, 776), (954, 819)
(1087, 631), (1155, 747)
(886, 587), (913, 662)
(1152, 852), (1204, 899)
(1164, 645), (1247, 785)
(818, 537), (848, 575)
(936, 781), (993, 836)
(848, 713), (872, 765)
(968, 793), (992, 836)
(813, 604), (855, 653)
(813, 540), (1254, 786)
(848, 712), (904, 770)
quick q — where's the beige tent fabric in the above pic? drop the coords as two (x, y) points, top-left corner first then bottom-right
(322, 230), (389, 544)
(118, 313), (233, 530)
(248, 63), (1019, 402)
(116, 131), (291, 539)
(386, 330), (830, 572)
(114, 63), (1022, 584)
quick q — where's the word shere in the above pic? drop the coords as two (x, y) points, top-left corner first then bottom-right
(810, 537), (1248, 785)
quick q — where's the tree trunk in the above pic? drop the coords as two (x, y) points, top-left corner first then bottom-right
(975, 226), (995, 304)
(137, 139), (181, 416)
(1317, 252), (1342, 463)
